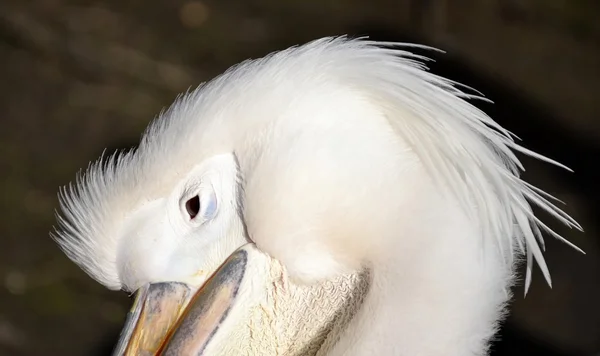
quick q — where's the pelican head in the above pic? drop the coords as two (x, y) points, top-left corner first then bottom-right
(52, 37), (581, 355)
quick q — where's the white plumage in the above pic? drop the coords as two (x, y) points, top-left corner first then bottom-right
(52, 37), (581, 355)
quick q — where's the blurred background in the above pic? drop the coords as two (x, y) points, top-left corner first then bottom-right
(0, 0), (598, 355)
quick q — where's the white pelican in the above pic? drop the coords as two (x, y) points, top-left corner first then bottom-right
(52, 36), (582, 355)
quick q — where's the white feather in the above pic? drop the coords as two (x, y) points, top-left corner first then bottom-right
(52, 36), (582, 354)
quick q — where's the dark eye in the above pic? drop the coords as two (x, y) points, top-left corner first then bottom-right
(185, 195), (201, 219)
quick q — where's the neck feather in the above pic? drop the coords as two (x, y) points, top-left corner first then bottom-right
(326, 186), (513, 356)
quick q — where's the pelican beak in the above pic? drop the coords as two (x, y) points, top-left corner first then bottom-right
(112, 244), (368, 356)
(111, 245), (250, 356)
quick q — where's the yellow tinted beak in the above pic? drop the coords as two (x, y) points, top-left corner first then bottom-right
(112, 244), (368, 356)
(112, 246), (249, 355)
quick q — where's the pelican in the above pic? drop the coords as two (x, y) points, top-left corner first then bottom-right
(52, 36), (582, 355)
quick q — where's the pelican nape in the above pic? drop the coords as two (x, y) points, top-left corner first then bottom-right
(52, 37), (582, 355)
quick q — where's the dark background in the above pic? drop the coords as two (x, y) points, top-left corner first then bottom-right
(0, 0), (598, 355)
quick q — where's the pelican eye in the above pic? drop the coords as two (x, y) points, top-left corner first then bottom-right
(185, 195), (200, 219)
